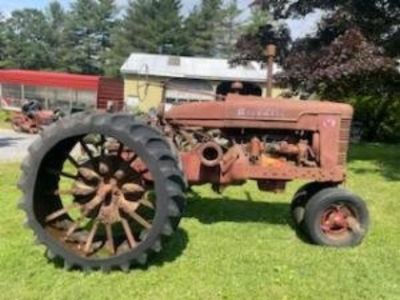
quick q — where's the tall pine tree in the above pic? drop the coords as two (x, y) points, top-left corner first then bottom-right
(114, 0), (185, 59)
(0, 13), (6, 68)
(96, 0), (117, 75)
(46, 1), (66, 70)
(185, 0), (223, 57)
(62, 0), (117, 75)
(215, 0), (242, 58)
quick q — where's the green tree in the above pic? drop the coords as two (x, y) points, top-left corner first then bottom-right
(115, 0), (185, 57)
(110, 0), (186, 76)
(0, 13), (6, 68)
(185, 0), (224, 57)
(96, 0), (118, 75)
(215, 0), (243, 58)
(46, 1), (66, 70)
(245, 0), (400, 142)
(253, 0), (400, 57)
(63, 0), (117, 75)
(233, 8), (291, 64)
(3, 9), (53, 69)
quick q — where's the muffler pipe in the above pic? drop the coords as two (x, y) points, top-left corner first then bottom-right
(199, 142), (224, 167)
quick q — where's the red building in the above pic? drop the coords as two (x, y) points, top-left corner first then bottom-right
(0, 70), (124, 113)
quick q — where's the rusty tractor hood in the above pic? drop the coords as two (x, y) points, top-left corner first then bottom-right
(164, 94), (353, 128)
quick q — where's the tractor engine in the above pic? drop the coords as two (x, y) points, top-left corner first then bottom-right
(161, 94), (353, 192)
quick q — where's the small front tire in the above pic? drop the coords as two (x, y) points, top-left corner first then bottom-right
(303, 188), (369, 247)
(291, 182), (335, 227)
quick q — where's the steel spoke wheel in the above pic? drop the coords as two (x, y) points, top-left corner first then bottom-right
(303, 187), (369, 247)
(19, 113), (186, 271)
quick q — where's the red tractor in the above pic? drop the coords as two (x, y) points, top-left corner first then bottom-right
(18, 94), (369, 271)
(11, 100), (61, 134)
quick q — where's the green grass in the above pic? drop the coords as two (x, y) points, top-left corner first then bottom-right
(0, 109), (11, 129)
(0, 144), (399, 300)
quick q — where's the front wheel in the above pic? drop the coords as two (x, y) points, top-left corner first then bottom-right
(303, 188), (369, 247)
(18, 113), (186, 271)
(291, 182), (336, 227)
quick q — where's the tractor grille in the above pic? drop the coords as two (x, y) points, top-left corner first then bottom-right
(338, 119), (352, 165)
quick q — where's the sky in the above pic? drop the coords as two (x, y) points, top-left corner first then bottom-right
(0, 0), (320, 39)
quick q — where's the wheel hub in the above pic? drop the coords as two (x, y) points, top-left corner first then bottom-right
(42, 139), (156, 258)
(321, 205), (355, 234)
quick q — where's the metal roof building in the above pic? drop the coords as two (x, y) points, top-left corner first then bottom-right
(121, 53), (281, 112)
(121, 53), (278, 82)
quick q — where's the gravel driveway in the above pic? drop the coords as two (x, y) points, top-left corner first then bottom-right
(0, 129), (37, 162)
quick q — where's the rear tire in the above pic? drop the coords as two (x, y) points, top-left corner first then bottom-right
(303, 188), (369, 247)
(18, 113), (187, 271)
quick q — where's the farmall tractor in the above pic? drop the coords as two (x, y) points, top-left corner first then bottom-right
(11, 100), (61, 134)
(18, 93), (369, 271)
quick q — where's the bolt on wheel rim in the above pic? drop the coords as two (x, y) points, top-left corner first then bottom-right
(41, 134), (157, 259)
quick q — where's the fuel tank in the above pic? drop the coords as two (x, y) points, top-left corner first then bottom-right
(164, 94), (354, 130)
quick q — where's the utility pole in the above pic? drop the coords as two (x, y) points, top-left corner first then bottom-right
(265, 44), (276, 98)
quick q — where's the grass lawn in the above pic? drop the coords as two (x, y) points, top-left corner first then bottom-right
(0, 144), (399, 299)
(0, 109), (12, 129)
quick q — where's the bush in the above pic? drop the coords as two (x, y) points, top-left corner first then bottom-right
(346, 94), (400, 143)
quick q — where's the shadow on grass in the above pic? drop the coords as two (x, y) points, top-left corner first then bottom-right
(348, 143), (400, 181)
(0, 136), (24, 147)
(47, 189), (312, 273)
(186, 191), (290, 226)
(185, 190), (310, 243)
(48, 228), (189, 272)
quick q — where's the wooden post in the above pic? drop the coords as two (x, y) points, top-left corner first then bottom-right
(265, 44), (276, 98)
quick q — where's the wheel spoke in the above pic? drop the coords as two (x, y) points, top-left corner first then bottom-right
(84, 194), (106, 213)
(117, 142), (124, 158)
(78, 167), (101, 181)
(140, 198), (154, 210)
(99, 161), (111, 175)
(104, 224), (115, 254)
(121, 219), (137, 248)
(46, 203), (79, 223)
(73, 181), (98, 196)
(128, 153), (138, 165)
(80, 140), (97, 169)
(122, 183), (145, 194)
(84, 221), (100, 254)
(67, 155), (80, 169)
(127, 211), (152, 230)
(100, 135), (106, 156)
(64, 217), (85, 240)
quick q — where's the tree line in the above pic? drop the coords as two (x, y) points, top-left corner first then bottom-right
(0, 0), (244, 76)
(0, 0), (399, 141)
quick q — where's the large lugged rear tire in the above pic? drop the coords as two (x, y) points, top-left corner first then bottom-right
(18, 113), (186, 271)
